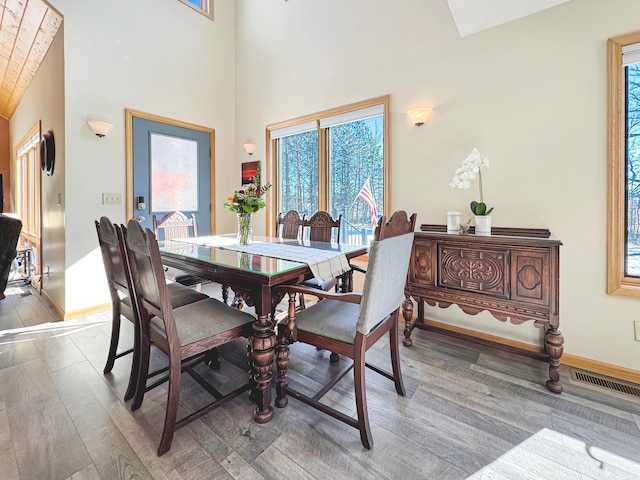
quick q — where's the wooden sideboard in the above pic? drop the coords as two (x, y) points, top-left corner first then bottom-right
(402, 225), (564, 393)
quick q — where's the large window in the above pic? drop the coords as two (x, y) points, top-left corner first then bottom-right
(14, 122), (41, 282)
(267, 96), (389, 245)
(608, 32), (640, 296)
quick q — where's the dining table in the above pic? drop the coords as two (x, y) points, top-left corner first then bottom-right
(158, 234), (368, 423)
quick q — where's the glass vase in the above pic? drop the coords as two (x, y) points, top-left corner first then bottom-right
(237, 212), (253, 245)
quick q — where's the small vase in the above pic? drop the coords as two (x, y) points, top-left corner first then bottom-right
(237, 212), (253, 245)
(447, 211), (461, 233)
(474, 215), (491, 236)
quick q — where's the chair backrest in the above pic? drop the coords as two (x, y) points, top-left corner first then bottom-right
(356, 211), (416, 335)
(153, 211), (198, 242)
(95, 216), (134, 304)
(304, 211), (342, 243)
(276, 210), (305, 240)
(125, 219), (179, 342)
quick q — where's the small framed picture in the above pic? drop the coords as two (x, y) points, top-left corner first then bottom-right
(241, 161), (259, 185)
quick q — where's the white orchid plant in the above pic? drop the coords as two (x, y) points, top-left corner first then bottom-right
(449, 148), (493, 216)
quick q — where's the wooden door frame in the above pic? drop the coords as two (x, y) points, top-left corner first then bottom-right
(124, 109), (216, 231)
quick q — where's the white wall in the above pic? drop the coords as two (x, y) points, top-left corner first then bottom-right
(11, 29), (66, 310)
(234, 0), (640, 371)
(47, 0), (237, 312)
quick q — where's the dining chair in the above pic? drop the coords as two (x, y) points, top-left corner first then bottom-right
(153, 211), (198, 240)
(95, 217), (208, 402)
(276, 210), (305, 240)
(303, 210), (342, 243)
(275, 210), (416, 449)
(300, 211), (343, 308)
(152, 211), (210, 290)
(124, 219), (255, 456)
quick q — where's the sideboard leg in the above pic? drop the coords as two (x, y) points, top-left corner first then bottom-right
(402, 295), (414, 347)
(545, 326), (564, 393)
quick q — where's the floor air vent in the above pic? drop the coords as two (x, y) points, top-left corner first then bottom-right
(570, 369), (640, 398)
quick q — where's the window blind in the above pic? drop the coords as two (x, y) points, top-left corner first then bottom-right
(270, 120), (318, 140)
(622, 42), (640, 66)
(319, 104), (384, 129)
(16, 132), (40, 157)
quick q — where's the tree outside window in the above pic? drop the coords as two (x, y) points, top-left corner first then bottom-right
(271, 97), (389, 246)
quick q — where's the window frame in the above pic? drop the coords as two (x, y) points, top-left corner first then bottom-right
(14, 121), (41, 279)
(608, 31), (640, 296)
(265, 95), (390, 237)
(177, 0), (213, 20)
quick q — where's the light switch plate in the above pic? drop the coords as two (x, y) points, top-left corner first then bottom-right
(102, 193), (121, 205)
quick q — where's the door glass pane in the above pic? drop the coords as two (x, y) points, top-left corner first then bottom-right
(328, 115), (384, 246)
(151, 133), (198, 212)
(278, 130), (319, 217)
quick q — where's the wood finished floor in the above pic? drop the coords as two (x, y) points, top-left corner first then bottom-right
(1, 283), (640, 480)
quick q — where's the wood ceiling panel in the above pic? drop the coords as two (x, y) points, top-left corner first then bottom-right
(4, 9), (60, 117)
(0, 0), (25, 93)
(0, 0), (62, 119)
(0, 1), (47, 99)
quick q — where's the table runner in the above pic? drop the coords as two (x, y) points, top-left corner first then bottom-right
(223, 242), (351, 283)
(171, 236), (239, 248)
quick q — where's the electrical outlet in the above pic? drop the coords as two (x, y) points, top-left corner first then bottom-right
(634, 320), (640, 342)
(102, 193), (121, 205)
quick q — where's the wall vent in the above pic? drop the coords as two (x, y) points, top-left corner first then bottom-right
(570, 369), (640, 398)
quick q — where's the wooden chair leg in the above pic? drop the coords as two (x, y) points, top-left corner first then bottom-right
(158, 354), (182, 456)
(103, 308), (121, 374)
(204, 347), (221, 369)
(353, 335), (373, 449)
(131, 331), (151, 411)
(222, 284), (229, 304)
(124, 319), (140, 401)
(389, 313), (406, 396)
(275, 325), (290, 408)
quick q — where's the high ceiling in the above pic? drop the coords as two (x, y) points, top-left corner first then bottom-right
(0, 0), (62, 120)
(447, 0), (570, 37)
(0, 0), (570, 121)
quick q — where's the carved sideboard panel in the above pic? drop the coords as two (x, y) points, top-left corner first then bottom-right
(403, 227), (563, 393)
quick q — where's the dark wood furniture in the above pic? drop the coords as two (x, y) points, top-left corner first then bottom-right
(125, 220), (256, 455)
(403, 225), (564, 393)
(158, 235), (367, 424)
(94, 217), (207, 403)
(275, 211), (416, 448)
(153, 210), (199, 240)
(303, 211), (342, 243)
(152, 210), (210, 289)
(276, 210), (305, 240)
(301, 211), (343, 305)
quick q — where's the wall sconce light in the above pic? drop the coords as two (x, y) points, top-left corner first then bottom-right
(87, 119), (113, 138)
(407, 107), (432, 126)
(243, 140), (257, 155)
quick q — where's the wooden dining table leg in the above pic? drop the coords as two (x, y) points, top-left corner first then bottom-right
(251, 284), (275, 423)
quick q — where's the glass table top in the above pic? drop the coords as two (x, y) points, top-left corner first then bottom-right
(160, 234), (367, 277)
